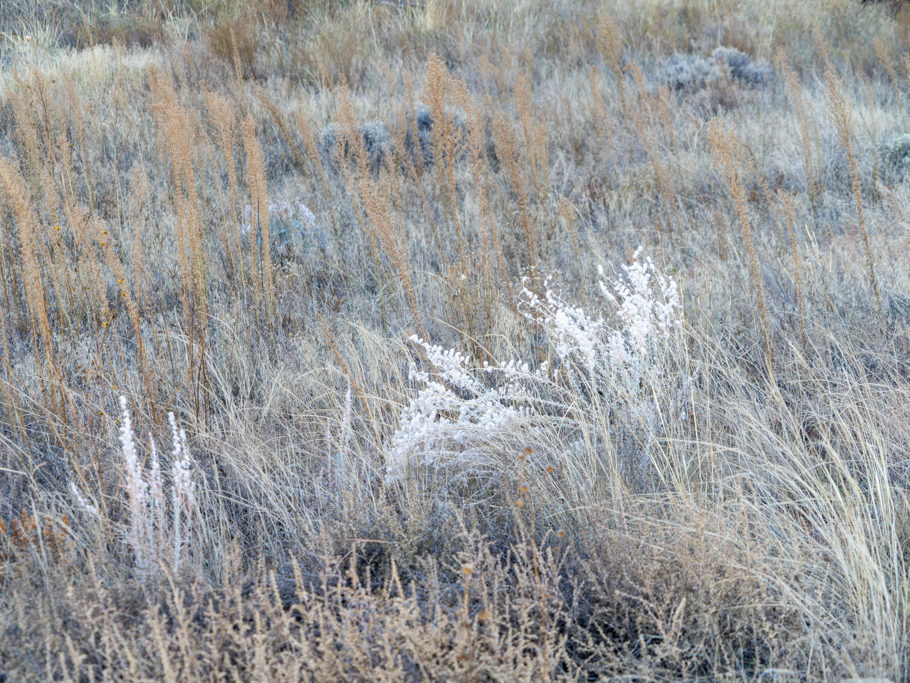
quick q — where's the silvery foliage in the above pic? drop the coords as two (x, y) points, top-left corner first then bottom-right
(321, 120), (393, 169)
(883, 134), (910, 182)
(321, 107), (463, 170)
(240, 199), (327, 261)
(661, 46), (771, 91)
(386, 249), (686, 485)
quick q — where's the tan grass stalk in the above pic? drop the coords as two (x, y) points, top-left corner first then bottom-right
(229, 28), (246, 88)
(256, 89), (307, 171)
(706, 121), (773, 373)
(60, 199), (107, 339)
(293, 110), (340, 239)
(243, 114), (276, 325)
(0, 158), (51, 357)
(778, 192), (807, 353)
(149, 69), (212, 417)
(99, 219), (155, 416)
(513, 71), (543, 194)
(0, 158), (69, 425)
(204, 92), (244, 283)
(776, 53), (822, 209)
(628, 63), (677, 242)
(359, 174), (426, 340)
(333, 85), (385, 303)
(390, 106), (435, 232)
(63, 79), (96, 214)
(491, 112), (537, 271)
(89, 220), (130, 378)
(742, 142), (775, 222)
(424, 53), (465, 264)
(9, 82), (47, 199)
(452, 77), (515, 312)
(532, 117), (550, 192)
(26, 71), (55, 159)
(126, 166), (155, 322)
(34, 172), (76, 338)
(595, 13), (626, 114)
(874, 39), (907, 129)
(149, 69), (208, 340)
(825, 69), (881, 308)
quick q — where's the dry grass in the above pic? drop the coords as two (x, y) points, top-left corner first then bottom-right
(0, 0), (909, 679)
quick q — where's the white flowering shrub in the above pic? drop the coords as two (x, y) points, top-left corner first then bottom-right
(385, 339), (536, 482)
(386, 249), (685, 486)
(70, 397), (196, 573)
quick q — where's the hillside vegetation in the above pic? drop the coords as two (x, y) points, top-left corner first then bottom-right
(1, 0), (910, 679)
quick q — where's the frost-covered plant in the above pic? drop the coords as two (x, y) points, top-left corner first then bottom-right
(117, 396), (149, 567)
(385, 339), (534, 482)
(661, 46), (771, 92)
(662, 53), (719, 92)
(68, 482), (99, 519)
(518, 249), (680, 386)
(884, 134), (910, 181)
(170, 412), (195, 572)
(331, 377), (354, 483)
(148, 437), (164, 548)
(240, 198), (326, 260)
(711, 46), (770, 86)
(70, 398), (196, 572)
(386, 250), (685, 485)
(598, 250), (681, 383)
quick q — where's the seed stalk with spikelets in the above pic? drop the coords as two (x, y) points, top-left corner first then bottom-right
(826, 69), (881, 309)
(777, 53), (823, 210)
(243, 114), (275, 325)
(424, 52), (466, 265)
(707, 119), (773, 375)
(205, 91), (245, 284)
(149, 69), (209, 341)
(0, 157), (64, 419)
(778, 192), (807, 353)
(492, 112), (538, 271)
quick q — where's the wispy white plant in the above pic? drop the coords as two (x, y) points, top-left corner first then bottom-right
(386, 250), (685, 485)
(68, 482), (99, 519)
(334, 377), (353, 484)
(598, 248), (681, 380)
(171, 413), (195, 573)
(385, 336), (533, 482)
(147, 436), (165, 548)
(118, 396), (149, 568)
(521, 247), (681, 388)
(70, 398), (196, 573)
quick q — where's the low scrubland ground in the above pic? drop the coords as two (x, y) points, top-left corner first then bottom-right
(1, 0), (910, 679)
